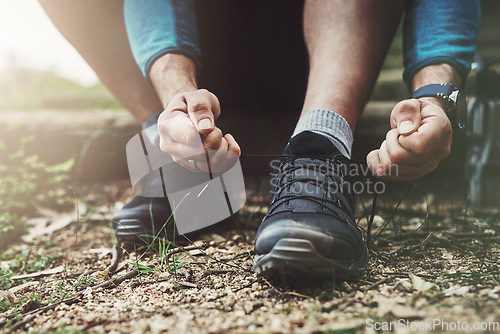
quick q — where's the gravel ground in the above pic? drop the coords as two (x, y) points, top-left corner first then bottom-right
(1, 178), (499, 333)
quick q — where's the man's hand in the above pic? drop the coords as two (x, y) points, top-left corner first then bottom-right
(367, 98), (452, 181)
(157, 89), (241, 172)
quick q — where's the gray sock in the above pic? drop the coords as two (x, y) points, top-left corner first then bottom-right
(291, 109), (353, 158)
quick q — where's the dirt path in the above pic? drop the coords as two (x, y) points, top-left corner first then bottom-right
(1, 179), (499, 333)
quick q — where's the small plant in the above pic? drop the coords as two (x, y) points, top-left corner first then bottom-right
(74, 274), (95, 289)
(168, 254), (187, 275)
(0, 265), (14, 290)
(0, 300), (10, 313)
(0, 131), (74, 250)
(50, 280), (74, 302)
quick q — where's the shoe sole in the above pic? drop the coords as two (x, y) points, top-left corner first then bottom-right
(114, 221), (155, 244)
(114, 223), (191, 250)
(253, 238), (368, 281)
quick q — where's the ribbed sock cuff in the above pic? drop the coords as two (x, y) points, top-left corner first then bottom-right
(292, 109), (353, 158)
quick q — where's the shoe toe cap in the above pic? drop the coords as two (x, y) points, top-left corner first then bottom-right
(254, 219), (362, 262)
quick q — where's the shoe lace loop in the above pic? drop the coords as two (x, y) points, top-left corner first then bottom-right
(267, 154), (354, 222)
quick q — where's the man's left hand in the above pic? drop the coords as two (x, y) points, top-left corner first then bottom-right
(367, 98), (452, 181)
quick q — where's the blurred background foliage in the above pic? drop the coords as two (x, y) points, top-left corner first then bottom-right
(0, 130), (74, 250)
(0, 66), (121, 111)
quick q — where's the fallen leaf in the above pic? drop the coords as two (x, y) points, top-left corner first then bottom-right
(23, 214), (74, 242)
(188, 249), (204, 256)
(177, 281), (198, 289)
(8, 281), (40, 293)
(409, 273), (434, 291)
(11, 265), (65, 280)
(487, 287), (500, 300)
(394, 279), (414, 292)
(0, 290), (17, 303)
(87, 247), (112, 258)
(443, 285), (469, 296)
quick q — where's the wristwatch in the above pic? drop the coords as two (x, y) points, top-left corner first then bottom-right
(412, 83), (466, 131)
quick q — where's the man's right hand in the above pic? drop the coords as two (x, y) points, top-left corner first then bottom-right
(157, 89), (241, 172)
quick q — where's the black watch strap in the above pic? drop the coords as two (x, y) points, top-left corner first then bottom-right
(412, 83), (455, 100)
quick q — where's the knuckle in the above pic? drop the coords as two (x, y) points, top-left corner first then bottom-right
(203, 142), (214, 152)
(157, 121), (167, 134)
(203, 139), (220, 152)
(393, 99), (419, 115)
(209, 155), (223, 167)
(387, 148), (402, 164)
(171, 92), (184, 101)
(213, 127), (223, 137)
(159, 140), (169, 153)
(192, 102), (209, 112)
(184, 130), (198, 144)
(444, 122), (453, 136)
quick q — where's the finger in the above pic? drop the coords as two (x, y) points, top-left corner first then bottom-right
(205, 134), (241, 173)
(219, 134), (241, 171)
(197, 133), (241, 173)
(385, 128), (437, 164)
(183, 127), (224, 171)
(201, 127), (223, 154)
(158, 115), (205, 157)
(366, 149), (384, 177)
(225, 134), (241, 158)
(166, 93), (188, 113)
(375, 140), (400, 178)
(390, 99), (422, 135)
(398, 117), (451, 155)
(204, 138), (229, 172)
(185, 90), (221, 135)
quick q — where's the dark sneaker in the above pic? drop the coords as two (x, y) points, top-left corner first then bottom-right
(253, 131), (368, 281)
(112, 196), (181, 247)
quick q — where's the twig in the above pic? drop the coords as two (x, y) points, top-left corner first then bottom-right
(104, 243), (123, 274)
(203, 270), (235, 276)
(363, 277), (389, 291)
(4, 315), (36, 334)
(376, 231), (497, 242)
(2, 243), (208, 331)
(1, 296), (82, 332)
(176, 281), (198, 289)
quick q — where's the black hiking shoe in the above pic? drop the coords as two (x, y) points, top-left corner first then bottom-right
(253, 131), (368, 281)
(112, 196), (183, 248)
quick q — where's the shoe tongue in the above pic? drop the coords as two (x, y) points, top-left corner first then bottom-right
(285, 131), (338, 156)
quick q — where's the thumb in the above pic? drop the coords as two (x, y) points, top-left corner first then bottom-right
(390, 99), (422, 135)
(188, 107), (214, 135)
(185, 91), (220, 135)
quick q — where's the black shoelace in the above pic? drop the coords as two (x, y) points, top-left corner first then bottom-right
(265, 154), (355, 222)
(241, 154), (379, 247)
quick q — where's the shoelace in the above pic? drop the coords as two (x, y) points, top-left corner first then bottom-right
(241, 154), (379, 247)
(265, 154), (355, 223)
